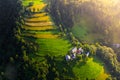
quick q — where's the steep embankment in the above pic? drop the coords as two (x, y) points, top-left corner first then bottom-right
(22, 0), (109, 79)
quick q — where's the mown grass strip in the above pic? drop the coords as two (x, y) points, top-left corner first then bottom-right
(25, 22), (53, 27)
(37, 38), (72, 56)
(24, 33), (59, 39)
(23, 26), (55, 31)
(25, 16), (51, 22)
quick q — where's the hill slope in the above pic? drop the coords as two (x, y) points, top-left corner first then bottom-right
(22, 0), (109, 79)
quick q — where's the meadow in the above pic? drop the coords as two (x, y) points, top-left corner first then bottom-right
(72, 15), (103, 43)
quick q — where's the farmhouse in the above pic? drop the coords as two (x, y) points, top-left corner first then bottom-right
(65, 47), (90, 61)
(71, 47), (77, 53)
(71, 47), (84, 54)
(77, 47), (84, 54)
(66, 55), (71, 61)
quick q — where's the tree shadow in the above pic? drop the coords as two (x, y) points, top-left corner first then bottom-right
(92, 56), (104, 66)
(44, 54), (88, 79)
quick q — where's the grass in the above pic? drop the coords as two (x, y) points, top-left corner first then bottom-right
(72, 24), (87, 40)
(25, 21), (53, 27)
(23, 30), (59, 34)
(22, 0), (44, 6)
(22, 0), (109, 79)
(24, 33), (59, 38)
(72, 16), (88, 39)
(23, 26), (55, 31)
(71, 15), (109, 78)
(96, 70), (109, 80)
(72, 58), (108, 80)
(32, 12), (47, 17)
(72, 24), (103, 43)
(29, 4), (47, 12)
(36, 38), (72, 56)
(25, 16), (51, 22)
(72, 15), (104, 43)
(54, 57), (109, 80)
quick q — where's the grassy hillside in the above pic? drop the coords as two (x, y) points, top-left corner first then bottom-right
(22, 0), (109, 79)
(72, 15), (104, 43)
(73, 58), (108, 80)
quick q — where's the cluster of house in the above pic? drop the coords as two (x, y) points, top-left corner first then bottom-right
(65, 47), (90, 61)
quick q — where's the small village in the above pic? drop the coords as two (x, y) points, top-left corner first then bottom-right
(65, 47), (90, 61)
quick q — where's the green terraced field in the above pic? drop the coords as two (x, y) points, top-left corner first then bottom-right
(22, 0), (43, 6)
(36, 38), (71, 56)
(22, 0), (109, 79)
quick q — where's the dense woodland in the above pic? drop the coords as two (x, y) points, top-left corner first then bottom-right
(47, 0), (120, 45)
(47, 0), (120, 79)
(1, 0), (120, 80)
(0, 0), (37, 80)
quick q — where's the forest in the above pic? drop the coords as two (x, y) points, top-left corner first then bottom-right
(0, 0), (120, 80)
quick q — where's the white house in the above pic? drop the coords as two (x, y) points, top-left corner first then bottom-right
(66, 55), (71, 61)
(71, 47), (77, 53)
